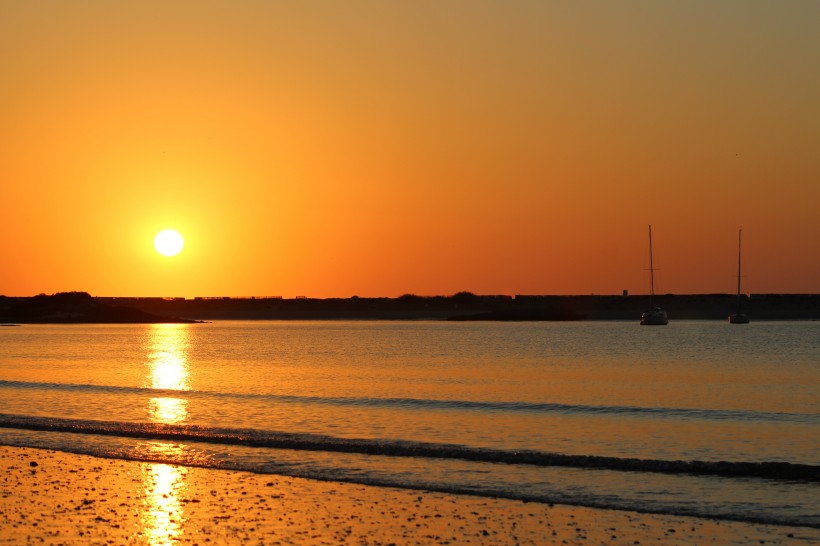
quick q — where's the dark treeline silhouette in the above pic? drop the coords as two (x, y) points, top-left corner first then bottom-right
(1, 292), (818, 324)
(0, 292), (196, 324)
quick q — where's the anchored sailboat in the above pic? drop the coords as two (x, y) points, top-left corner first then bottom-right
(729, 228), (750, 324)
(640, 225), (669, 325)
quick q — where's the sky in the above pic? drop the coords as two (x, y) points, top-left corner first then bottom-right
(2, 1), (818, 298)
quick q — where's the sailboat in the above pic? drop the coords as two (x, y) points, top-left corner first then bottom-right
(640, 225), (669, 325)
(728, 228), (750, 324)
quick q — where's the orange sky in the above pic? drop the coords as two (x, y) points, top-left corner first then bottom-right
(2, 1), (818, 298)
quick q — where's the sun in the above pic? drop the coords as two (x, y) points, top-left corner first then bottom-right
(154, 229), (184, 257)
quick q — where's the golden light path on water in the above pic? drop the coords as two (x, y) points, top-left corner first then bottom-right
(142, 325), (191, 545)
(147, 324), (191, 423)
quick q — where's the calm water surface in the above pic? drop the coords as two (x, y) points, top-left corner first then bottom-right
(1, 320), (818, 527)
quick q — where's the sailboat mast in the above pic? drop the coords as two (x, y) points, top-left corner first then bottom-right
(648, 225), (655, 307)
(640, 224), (668, 325)
(736, 228), (743, 310)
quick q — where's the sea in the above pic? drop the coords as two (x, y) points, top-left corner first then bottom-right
(0, 320), (817, 528)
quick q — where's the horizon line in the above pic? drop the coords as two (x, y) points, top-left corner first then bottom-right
(4, 292), (819, 301)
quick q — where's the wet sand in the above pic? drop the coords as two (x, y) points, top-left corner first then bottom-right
(1, 446), (817, 545)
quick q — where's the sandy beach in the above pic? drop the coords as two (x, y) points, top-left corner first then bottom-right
(0, 446), (816, 545)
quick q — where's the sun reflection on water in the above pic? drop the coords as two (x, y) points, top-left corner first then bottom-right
(146, 324), (190, 424)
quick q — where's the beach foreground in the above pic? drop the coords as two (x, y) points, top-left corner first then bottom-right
(1, 446), (817, 545)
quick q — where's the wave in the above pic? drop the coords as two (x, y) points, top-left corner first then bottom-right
(1, 380), (815, 424)
(0, 413), (816, 482)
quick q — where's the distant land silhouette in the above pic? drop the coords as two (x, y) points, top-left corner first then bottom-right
(2, 291), (818, 323)
(0, 292), (198, 324)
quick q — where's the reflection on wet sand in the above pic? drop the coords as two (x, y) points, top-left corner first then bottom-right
(141, 449), (187, 545)
(142, 325), (191, 544)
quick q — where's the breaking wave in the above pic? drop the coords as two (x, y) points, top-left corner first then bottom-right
(0, 413), (816, 482)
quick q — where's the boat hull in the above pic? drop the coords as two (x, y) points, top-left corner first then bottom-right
(728, 313), (750, 324)
(640, 308), (669, 326)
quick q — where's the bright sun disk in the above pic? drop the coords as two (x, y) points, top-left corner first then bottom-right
(154, 229), (184, 256)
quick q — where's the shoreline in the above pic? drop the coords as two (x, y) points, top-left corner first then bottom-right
(2, 446), (817, 545)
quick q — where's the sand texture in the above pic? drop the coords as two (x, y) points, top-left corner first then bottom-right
(1, 446), (817, 545)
